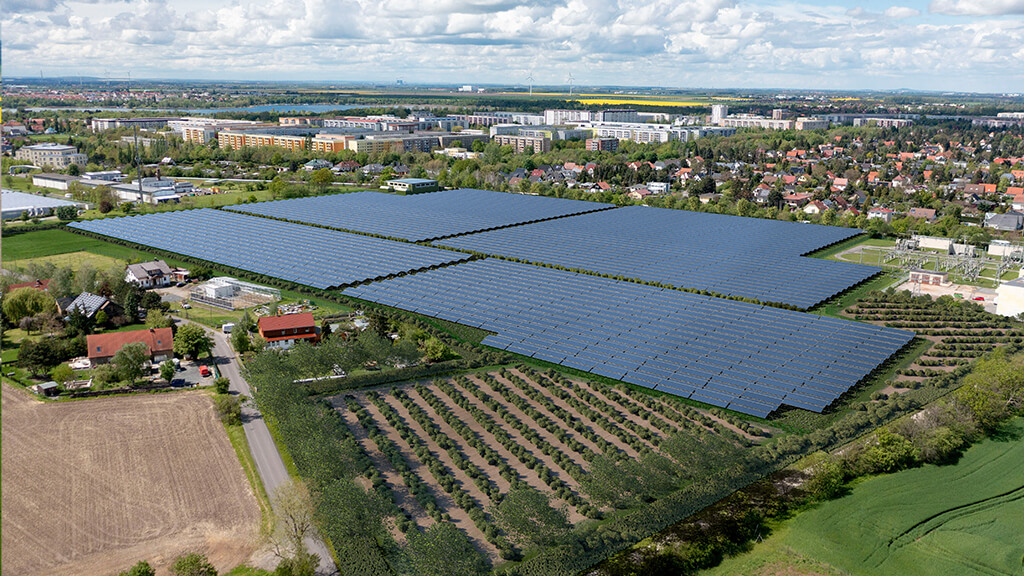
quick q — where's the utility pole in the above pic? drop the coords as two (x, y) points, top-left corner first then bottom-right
(134, 124), (144, 203)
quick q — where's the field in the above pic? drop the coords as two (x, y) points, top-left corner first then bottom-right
(0, 385), (262, 576)
(705, 418), (1024, 576)
(330, 367), (750, 561)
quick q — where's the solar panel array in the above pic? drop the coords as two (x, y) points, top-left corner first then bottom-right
(343, 259), (913, 418)
(437, 206), (878, 309)
(69, 209), (469, 289)
(226, 188), (614, 241)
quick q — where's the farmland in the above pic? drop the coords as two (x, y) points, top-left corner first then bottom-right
(705, 417), (1024, 576)
(0, 385), (262, 576)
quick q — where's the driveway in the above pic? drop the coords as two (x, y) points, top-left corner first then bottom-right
(175, 317), (338, 575)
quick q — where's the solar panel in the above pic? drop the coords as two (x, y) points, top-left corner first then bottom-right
(227, 188), (614, 241)
(341, 259), (913, 418)
(436, 205), (879, 309)
(69, 209), (470, 289)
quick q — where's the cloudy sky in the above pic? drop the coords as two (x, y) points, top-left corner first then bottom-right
(3, 0), (1023, 92)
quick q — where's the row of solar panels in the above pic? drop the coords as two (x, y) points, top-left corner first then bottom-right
(227, 188), (614, 242)
(69, 209), (470, 289)
(435, 206), (879, 309)
(343, 259), (913, 418)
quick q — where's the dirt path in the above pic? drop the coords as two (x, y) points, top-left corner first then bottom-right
(357, 396), (499, 562)
(425, 380), (566, 499)
(467, 374), (593, 472)
(506, 368), (643, 460)
(563, 378), (664, 453)
(491, 371), (607, 456)
(455, 377), (586, 494)
(330, 397), (434, 536)
(405, 386), (512, 495)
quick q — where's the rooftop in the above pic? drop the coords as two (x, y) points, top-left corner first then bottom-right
(259, 312), (316, 332)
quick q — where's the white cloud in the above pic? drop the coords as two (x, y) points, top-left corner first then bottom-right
(929, 0), (1024, 16)
(1, 0), (1022, 91)
(884, 6), (920, 18)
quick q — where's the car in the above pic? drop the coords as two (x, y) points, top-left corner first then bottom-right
(176, 282), (185, 287)
(199, 365), (211, 377)
(973, 296), (985, 301)
(181, 303), (192, 309)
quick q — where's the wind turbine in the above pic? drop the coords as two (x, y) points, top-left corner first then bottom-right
(526, 71), (534, 96)
(567, 73), (575, 97)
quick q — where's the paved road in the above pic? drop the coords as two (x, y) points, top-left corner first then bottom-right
(180, 318), (338, 575)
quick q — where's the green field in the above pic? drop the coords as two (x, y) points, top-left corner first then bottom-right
(707, 418), (1024, 576)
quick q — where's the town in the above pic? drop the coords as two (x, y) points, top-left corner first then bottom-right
(3, 78), (1023, 576)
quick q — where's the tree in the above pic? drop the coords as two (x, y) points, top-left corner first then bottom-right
(231, 327), (251, 353)
(310, 168), (334, 192)
(490, 487), (571, 549)
(265, 479), (321, 573)
(55, 205), (78, 221)
(119, 561), (156, 576)
(214, 394), (242, 425)
(170, 553), (217, 576)
(422, 337), (453, 362)
(863, 428), (918, 474)
(214, 376), (230, 394)
(174, 323), (213, 359)
(51, 363), (75, 384)
(18, 339), (62, 376)
(405, 522), (489, 576)
(141, 291), (163, 310)
(160, 360), (176, 382)
(112, 342), (148, 384)
(2, 287), (56, 324)
(64, 306), (95, 337)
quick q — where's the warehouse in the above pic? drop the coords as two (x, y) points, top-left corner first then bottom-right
(1, 189), (81, 220)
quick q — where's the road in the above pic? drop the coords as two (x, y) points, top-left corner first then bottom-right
(180, 318), (338, 575)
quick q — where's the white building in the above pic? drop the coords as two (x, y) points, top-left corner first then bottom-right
(996, 276), (1024, 319)
(711, 104), (728, 125)
(1, 189), (81, 220)
(14, 143), (87, 168)
(544, 109), (594, 124)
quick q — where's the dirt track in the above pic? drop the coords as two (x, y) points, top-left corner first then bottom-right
(1, 385), (261, 576)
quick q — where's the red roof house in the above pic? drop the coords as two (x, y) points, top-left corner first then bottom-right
(7, 279), (51, 292)
(87, 327), (174, 364)
(258, 312), (319, 349)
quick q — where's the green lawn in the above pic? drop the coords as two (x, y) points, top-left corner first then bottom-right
(1, 228), (118, 260)
(709, 418), (1024, 576)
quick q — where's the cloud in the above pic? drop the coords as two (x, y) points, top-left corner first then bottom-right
(929, 0), (1024, 16)
(884, 6), (921, 18)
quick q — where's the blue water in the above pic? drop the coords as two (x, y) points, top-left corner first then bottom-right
(23, 104), (378, 114)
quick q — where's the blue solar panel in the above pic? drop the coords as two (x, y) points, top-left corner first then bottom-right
(436, 205), (879, 309)
(341, 259), (913, 418)
(68, 209), (470, 289)
(227, 188), (614, 241)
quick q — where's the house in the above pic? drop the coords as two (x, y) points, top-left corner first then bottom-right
(87, 327), (174, 365)
(626, 188), (651, 201)
(908, 207), (937, 222)
(964, 183), (998, 195)
(6, 279), (51, 292)
(984, 211), (1024, 231)
(803, 200), (828, 215)
(258, 312), (319, 350)
(783, 192), (812, 207)
(867, 207), (894, 223)
(56, 292), (124, 320)
(333, 160), (361, 172)
(303, 159), (333, 171)
(125, 260), (189, 288)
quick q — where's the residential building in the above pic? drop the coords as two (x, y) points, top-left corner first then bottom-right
(984, 211), (1024, 231)
(6, 279), (51, 292)
(87, 327), (174, 365)
(867, 207), (895, 223)
(586, 138), (619, 152)
(125, 260), (189, 288)
(544, 109), (593, 124)
(711, 104), (728, 125)
(908, 207), (937, 222)
(56, 292), (124, 319)
(594, 109), (640, 123)
(492, 135), (551, 154)
(90, 117), (180, 131)
(14, 143), (87, 168)
(258, 312), (319, 350)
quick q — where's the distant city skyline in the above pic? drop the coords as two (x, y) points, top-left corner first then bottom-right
(3, 0), (1023, 92)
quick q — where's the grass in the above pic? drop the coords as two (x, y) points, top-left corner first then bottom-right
(1, 228), (117, 260)
(809, 270), (905, 319)
(223, 566), (273, 576)
(223, 417), (274, 533)
(782, 417), (1024, 576)
(701, 522), (846, 576)
(4, 250), (127, 274)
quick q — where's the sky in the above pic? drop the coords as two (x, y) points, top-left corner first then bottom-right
(3, 0), (1023, 92)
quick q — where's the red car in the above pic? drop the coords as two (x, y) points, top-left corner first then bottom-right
(973, 297), (985, 301)
(199, 365), (211, 377)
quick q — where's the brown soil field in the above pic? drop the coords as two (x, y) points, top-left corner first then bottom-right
(1, 385), (261, 576)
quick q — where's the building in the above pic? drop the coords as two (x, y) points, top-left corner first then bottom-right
(29, 173), (80, 191)
(1, 189), (81, 219)
(711, 104), (728, 125)
(90, 117), (180, 131)
(125, 260), (188, 288)
(908, 269), (949, 285)
(996, 276), (1024, 319)
(908, 207), (937, 222)
(111, 177), (193, 205)
(594, 109), (640, 123)
(984, 211), (1024, 231)
(56, 292), (123, 319)
(87, 327), (174, 364)
(492, 134), (551, 154)
(586, 138), (619, 152)
(386, 178), (439, 194)
(544, 109), (594, 124)
(82, 170), (124, 181)
(867, 207), (894, 223)
(258, 312), (319, 350)
(14, 143), (87, 168)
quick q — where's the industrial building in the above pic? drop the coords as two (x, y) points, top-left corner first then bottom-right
(386, 178), (439, 194)
(996, 276), (1024, 319)
(1, 189), (82, 220)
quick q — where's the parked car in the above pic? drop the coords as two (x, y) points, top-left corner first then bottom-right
(199, 365), (211, 377)
(973, 296), (985, 301)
